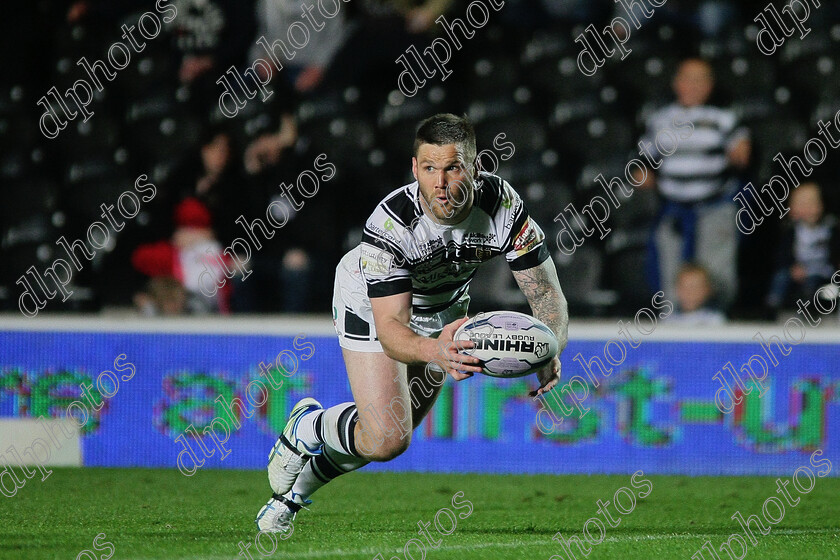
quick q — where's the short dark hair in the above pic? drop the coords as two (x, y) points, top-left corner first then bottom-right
(413, 113), (477, 164)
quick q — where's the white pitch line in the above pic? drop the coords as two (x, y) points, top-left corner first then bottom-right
(139, 528), (838, 560)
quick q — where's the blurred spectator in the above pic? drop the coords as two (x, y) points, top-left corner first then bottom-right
(321, 0), (453, 92)
(231, 151), (327, 313)
(766, 183), (840, 312)
(131, 198), (230, 314)
(667, 263), (726, 325)
(660, 0), (739, 38)
(244, 113), (298, 176)
(139, 127), (243, 244)
(249, 0), (350, 94)
(134, 276), (187, 316)
(608, 0), (739, 40)
(358, 0), (454, 34)
(8, 0), (836, 318)
(166, 0), (255, 109)
(638, 58), (750, 308)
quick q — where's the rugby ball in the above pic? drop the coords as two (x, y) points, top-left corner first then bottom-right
(453, 311), (559, 378)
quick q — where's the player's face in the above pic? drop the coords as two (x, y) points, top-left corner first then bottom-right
(412, 143), (476, 225)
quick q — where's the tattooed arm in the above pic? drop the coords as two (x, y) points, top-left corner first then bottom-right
(511, 257), (569, 396)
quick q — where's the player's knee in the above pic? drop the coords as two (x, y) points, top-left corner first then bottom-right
(367, 433), (411, 462)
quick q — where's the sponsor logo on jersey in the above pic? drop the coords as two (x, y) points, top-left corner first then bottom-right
(464, 232), (497, 244)
(360, 243), (393, 276)
(474, 246), (493, 260)
(415, 264), (465, 285)
(513, 218), (539, 255)
(504, 197), (523, 228)
(412, 237), (443, 258)
(413, 253), (445, 273)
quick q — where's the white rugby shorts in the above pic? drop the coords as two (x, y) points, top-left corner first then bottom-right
(332, 246), (470, 354)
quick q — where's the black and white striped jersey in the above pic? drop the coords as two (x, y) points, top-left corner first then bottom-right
(642, 103), (749, 202)
(359, 172), (549, 314)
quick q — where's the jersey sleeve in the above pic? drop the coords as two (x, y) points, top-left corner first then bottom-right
(359, 215), (412, 298)
(499, 181), (550, 271)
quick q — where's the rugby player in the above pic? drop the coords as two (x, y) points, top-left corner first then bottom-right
(256, 113), (569, 531)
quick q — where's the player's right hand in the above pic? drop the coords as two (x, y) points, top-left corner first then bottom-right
(431, 317), (484, 380)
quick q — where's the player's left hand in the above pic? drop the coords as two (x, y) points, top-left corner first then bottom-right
(530, 356), (560, 397)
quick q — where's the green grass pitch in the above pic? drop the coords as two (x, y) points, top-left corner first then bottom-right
(2, 468), (838, 560)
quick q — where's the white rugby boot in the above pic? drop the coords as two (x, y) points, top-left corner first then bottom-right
(255, 491), (308, 533)
(267, 397), (323, 495)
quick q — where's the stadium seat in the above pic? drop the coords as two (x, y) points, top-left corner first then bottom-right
(467, 255), (528, 312)
(127, 112), (203, 168)
(495, 149), (562, 187)
(750, 117), (811, 180)
(0, 84), (30, 117)
(552, 244), (617, 316)
(0, 143), (48, 181)
(51, 23), (96, 62)
(457, 22), (516, 61)
(520, 29), (571, 69)
(607, 54), (679, 112)
(548, 96), (603, 129)
(125, 88), (181, 123)
(462, 55), (521, 99)
(297, 89), (351, 124)
(730, 93), (781, 124)
(378, 88), (447, 161)
(713, 55), (778, 103)
(119, 49), (177, 98)
(0, 196), (69, 309)
(473, 113), (548, 154)
(811, 94), (840, 126)
(604, 244), (654, 314)
(780, 53), (840, 104)
(465, 92), (529, 124)
(1, 178), (60, 231)
(518, 178), (573, 226)
(56, 113), (123, 163)
(63, 152), (131, 188)
(524, 53), (604, 107)
(551, 116), (635, 165)
(0, 113), (39, 152)
(575, 157), (629, 195)
(780, 27), (832, 62)
(299, 116), (378, 170)
(0, 242), (57, 286)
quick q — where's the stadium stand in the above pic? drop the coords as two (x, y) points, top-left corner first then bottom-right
(1, 0), (838, 318)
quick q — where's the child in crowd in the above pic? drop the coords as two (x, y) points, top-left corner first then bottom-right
(131, 198), (231, 315)
(668, 263), (726, 325)
(766, 183), (840, 311)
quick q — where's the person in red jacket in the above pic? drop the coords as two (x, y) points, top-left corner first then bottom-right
(131, 198), (231, 314)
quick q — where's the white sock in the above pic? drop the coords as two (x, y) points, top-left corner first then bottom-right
(291, 445), (368, 501)
(294, 408), (324, 451)
(296, 402), (362, 457)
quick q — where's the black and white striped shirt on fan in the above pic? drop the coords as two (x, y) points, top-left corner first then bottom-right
(643, 104), (749, 203)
